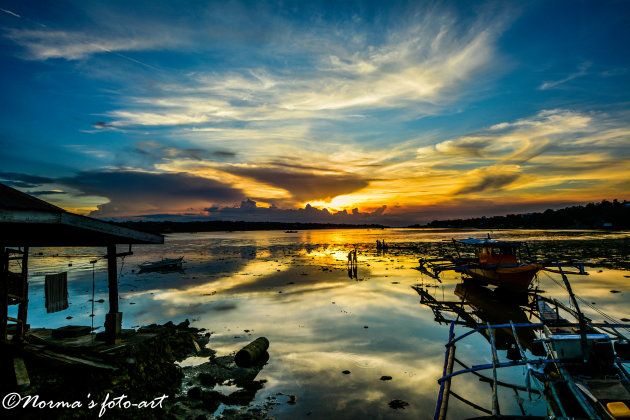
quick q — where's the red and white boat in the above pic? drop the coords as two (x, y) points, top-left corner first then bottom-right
(416, 237), (542, 292)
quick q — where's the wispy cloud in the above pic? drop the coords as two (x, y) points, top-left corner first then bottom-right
(75, 6), (509, 130)
(414, 109), (630, 202)
(4, 28), (169, 60)
(1, 8), (21, 18)
(539, 62), (591, 90)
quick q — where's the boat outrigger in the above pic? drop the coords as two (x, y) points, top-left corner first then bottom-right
(416, 236), (586, 292)
(138, 256), (184, 271)
(419, 266), (630, 419)
(532, 268), (630, 419)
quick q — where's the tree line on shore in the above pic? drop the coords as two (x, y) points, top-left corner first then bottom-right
(411, 199), (630, 229)
(114, 199), (629, 233)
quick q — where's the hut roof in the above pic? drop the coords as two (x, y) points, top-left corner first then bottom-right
(0, 183), (163, 246)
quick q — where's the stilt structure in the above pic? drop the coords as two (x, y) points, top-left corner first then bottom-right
(0, 183), (163, 344)
(0, 246), (29, 340)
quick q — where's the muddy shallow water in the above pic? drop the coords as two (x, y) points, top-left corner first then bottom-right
(19, 228), (630, 419)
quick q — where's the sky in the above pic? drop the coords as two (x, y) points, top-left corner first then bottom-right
(0, 0), (629, 225)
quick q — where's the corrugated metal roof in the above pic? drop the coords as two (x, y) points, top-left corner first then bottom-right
(0, 183), (163, 246)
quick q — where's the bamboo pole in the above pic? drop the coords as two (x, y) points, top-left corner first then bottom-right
(487, 323), (500, 416)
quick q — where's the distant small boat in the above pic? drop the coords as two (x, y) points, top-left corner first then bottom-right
(138, 256), (184, 271)
(284, 230), (298, 233)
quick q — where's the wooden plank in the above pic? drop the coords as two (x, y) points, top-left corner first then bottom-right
(13, 357), (30, 388)
(26, 344), (117, 370)
(0, 210), (61, 224)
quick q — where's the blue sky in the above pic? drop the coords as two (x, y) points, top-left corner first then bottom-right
(1, 0), (629, 225)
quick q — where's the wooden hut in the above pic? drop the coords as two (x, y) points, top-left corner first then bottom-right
(0, 183), (163, 344)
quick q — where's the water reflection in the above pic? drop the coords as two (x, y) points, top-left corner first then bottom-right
(20, 229), (630, 419)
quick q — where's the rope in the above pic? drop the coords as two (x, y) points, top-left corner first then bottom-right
(119, 254), (126, 277)
(541, 271), (630, 332)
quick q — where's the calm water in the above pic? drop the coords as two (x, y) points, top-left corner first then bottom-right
(17, 229), (630, 419)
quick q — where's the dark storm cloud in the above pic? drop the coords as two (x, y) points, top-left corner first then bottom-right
(58, 170), (245, 217)
(456, 172), (521, 195)
(223, 166), (370, 201)
(127, 143), (237, 167)
(0, 172), (55, 188)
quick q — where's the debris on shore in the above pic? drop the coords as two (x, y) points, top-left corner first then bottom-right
(0, 320), (230, 419)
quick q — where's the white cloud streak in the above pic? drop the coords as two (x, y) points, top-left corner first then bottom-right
(539, 62), (591, 90)
(1, 5), (508, 128)
(1, 8), (21, 18)
(5, 29), (168, 60)
(105, 17), (502, 126)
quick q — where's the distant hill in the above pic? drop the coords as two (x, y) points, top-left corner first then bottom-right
(410, 199), (630, 230)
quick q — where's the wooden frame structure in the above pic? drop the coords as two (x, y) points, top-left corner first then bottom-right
(0, 183), (163, 344)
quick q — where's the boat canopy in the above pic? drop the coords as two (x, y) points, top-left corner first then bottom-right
(456, 238), (521, 247)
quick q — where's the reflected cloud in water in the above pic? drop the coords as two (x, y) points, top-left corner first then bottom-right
(20, 229), (630, 418)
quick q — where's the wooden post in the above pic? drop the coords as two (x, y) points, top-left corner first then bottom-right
(105, 244), (121, 344)
(16, 247), (29, 339)
(0, 246), (7, 341)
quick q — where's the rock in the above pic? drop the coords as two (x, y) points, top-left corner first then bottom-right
(188, 386), (203, 400)
(611, 290), (622, 293)
(201, 390), (222, 411)
(199, 372), (217, 387)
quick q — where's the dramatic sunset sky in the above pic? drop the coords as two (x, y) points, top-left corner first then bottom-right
(1, 1), (629, 225)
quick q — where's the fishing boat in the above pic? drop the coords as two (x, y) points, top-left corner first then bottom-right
(413, 281), (551, 418)
(533, 270), (630, 419)
(138, 256), (184, 271)
(428, 294), (630, 419)
(417, 237), (544, 291)
(420, 255), (630, 419)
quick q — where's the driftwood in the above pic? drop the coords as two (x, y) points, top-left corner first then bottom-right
(13, 357), (30, 388)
